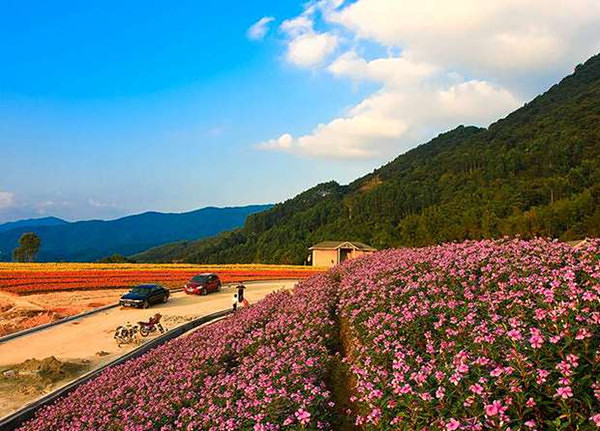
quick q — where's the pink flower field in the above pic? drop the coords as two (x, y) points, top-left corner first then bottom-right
(337, 239), (600, 430)
(18, 238), (600, 430)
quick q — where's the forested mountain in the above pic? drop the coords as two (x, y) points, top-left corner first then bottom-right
(134, 53), (600, 264)
(0, 205), (271, 262)
(0, 216), (68, 233)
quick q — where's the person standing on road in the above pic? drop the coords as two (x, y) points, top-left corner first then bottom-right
(232, 293), (238, 312)
(237, 283), (246, 302)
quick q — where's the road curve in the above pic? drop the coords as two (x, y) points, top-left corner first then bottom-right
(0, 280), (296, 367)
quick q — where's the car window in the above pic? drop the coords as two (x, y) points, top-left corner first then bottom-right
(131, 287), (150, 295)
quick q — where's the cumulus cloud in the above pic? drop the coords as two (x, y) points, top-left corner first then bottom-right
(328, 51), (438, 88)
(257, 133), (294, 151)
(256, 0), (600, 159)
(0, 191), (15, 209)
(247, 16), (275, 41)
(258, 75), (520, 158)
(286, 32), (338, 67)
(280, 12), (339, 67)
(328, 0), (600, 80)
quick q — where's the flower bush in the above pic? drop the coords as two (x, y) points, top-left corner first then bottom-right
(18, 272), (339, 431)
(337, 238), (600, 429)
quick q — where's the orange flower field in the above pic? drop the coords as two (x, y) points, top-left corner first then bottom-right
(0, 263), (325, 295)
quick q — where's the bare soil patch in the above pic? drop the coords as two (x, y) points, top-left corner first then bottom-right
(0, 356), (89, 418)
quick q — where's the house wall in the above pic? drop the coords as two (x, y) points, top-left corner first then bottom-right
(312, 249), (338, 267)
(352, 250), (372, 259)
(312, 248), (375, 267)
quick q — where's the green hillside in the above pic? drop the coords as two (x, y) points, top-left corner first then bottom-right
(134, 53), (600, 264)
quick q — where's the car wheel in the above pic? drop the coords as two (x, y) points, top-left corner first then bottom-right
(142, 300), (149, 309)
(217, 283), (221, 292)
(202, 288), (207, 296)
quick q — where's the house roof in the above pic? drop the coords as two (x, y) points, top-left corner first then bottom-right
(309, 241), (376, 251)
(567, 239), (588, 248)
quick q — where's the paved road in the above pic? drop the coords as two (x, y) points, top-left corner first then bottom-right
(0, 280), (295, 366)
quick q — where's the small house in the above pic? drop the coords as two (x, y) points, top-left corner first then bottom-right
(309, 241), (376, 267)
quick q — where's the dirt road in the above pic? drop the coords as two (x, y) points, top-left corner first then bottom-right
(0, 280), (295, 417)
(0, 280), (294, 365)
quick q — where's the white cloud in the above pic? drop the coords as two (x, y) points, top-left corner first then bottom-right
(287, 32), (338, 67)
(328, 0), (600, 80)
(280, 16), (313, 37)
(257, 133), (294, 151)
(256, 0), (600, 159)
(0, 191), (15, 209)
(280, 10), (339, 67)
(247, 16), (275, 41)
(328, 51), (437, 88)
(258, 76), (520, 159)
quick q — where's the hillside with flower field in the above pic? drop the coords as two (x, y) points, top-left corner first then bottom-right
(17, 238), (600, 430)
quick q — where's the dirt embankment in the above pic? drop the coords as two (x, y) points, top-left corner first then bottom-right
(0, 356), (89, 417)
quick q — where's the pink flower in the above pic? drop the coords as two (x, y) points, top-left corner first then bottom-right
(469, 383), (484, 395)
(576, 328), (591, 340)
(555, 386), (573, 399)
(436, 386), (445, 399)
(529, 334), (544, 349)
(456, 363), (469, 374)
(536, 369), (549, 384)
(446, 418), (460, 430)
(490, 367), (504, 377)
(507, 329), (523, 341)
(550, 335), (561, 343)
(295, 409), (311, 425)
(590, 414), (600, 427)
(484, 400), (503, 417)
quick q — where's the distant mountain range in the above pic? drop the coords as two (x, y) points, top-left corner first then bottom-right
(0, 205), (272, 262)
(134, 53), (600, 264)
(0, 216), (68, 233)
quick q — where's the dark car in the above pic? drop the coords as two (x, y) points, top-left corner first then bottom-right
(120, 284), (170, 308)
(184, 273), (221, 295)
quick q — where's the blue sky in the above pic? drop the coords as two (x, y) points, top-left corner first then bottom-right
(1, 0), (599, 222)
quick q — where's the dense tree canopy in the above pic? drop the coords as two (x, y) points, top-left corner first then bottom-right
(135, 53), (600, 264)
(13, 232), (42, 262)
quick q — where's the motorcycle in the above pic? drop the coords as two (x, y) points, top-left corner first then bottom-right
(114, 322), (138, 346)
(138, 313), (166, 337)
